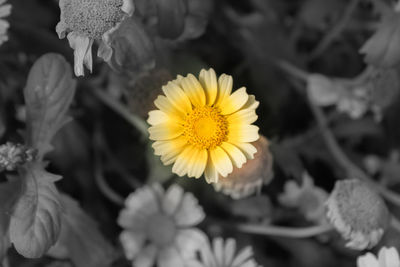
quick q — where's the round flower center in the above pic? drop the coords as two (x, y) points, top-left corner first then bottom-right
(60, 0), (124, 39)
(183, 106), (228, 149)
(147, 214), (177, 247)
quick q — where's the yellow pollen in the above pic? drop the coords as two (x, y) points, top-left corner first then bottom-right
(182, 106), (228, 149)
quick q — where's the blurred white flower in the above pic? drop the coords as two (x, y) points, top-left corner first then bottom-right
(278, 172), (328, 223)
(118, 183), (207, 267)
(357, 247), (400, 267)
(187, 237), (261, 267)
(0, 0), (11, 46)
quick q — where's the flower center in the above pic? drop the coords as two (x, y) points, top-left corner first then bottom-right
(183, 106), (228, 150)
(61, 0), (124, 39)
(147, 214), (177, 247)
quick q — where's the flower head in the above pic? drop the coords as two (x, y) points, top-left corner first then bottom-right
(0, 142), (36, 172)
(0, 0), (11, 46)
(279, 172), (328, 223)
(118, 183), (207, 267)
(357, 247), (400, 267)
(56, 0), (134, 76)
(213, 135), (273, 199)
(148, 68), (260, 183)
(325, 179), (390, 250)
(188, 237), (261, 267)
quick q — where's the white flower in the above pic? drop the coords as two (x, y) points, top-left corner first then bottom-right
(118, 183), (207, 267)
(187, 237), (261, 267)
(56, 0), (134, 76)
(0, 0), (11, 46)
(357, 247), (400, 267)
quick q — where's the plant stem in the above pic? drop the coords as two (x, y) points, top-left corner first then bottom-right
(91, 88), (148, 139)
(237, 223), (333, 238)
(309, 0), (360, 60)
(278, 60), (400, 207)
(93, 128), (125, 206)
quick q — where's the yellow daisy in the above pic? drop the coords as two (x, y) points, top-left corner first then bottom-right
(147, 68), (260, 183)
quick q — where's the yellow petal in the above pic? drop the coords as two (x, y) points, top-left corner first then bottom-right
(180, 74), (206, 107)
(228, 124), (259, 143)
(242, 94), (259, 110)
(148, 123), (184, 141)
(187, 148), (207, 178)
(148, 110), (170, 126)
(154, 95), (185, 119)
(152, 136), (187, 156)
(219, 87), (249, 115)
(162, 81), (192, 114)
(204, 152), (219, 183)
(210, 146), (233, 177)
(220, 142), (247, 168)
(232, 142), (257, 159)
(199, 68), (218, 106)
(227, 108), (258, 125)
(172, 146), (195, 176)
(215, 74), (233, 106)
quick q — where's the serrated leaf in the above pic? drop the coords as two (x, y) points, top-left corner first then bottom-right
(0, 179), (22, 262)
(48, 194), (115, 267)
(360, 13), (400, 68)
(24, 53), (76, 160)
(9, 163), (62, 258)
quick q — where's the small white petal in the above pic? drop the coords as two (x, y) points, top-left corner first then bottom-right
(157, 247), (185, 267)
(174, 192), (205, 227)
(133, 244), (157, 267)
(119, 231), (146, 260)
(378, 247), (400, 267)
(163, 184), (184, 215)
(67, 32), (93, 76)
(357, 253), (380, 267)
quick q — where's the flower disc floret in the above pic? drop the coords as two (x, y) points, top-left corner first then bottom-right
(148, 68), (260, 183)
(183, 106), (228, 150)
(59, 0), (125, 39)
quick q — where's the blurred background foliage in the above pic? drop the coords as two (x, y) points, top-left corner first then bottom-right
(1, 0), (400, 266)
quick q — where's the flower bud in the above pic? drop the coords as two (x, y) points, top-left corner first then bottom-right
(0, 142), (36, 171)
(127, 69), (172, 119)
(325, 179), (389, 250)
(213, 135), (273, 199)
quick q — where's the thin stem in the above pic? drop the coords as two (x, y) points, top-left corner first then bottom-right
(97, 130), (141, 189)
(237, 223), (333, 238)
(93, 129), (125, 206)
(309, 0), (360, 60)
(91, 88), (148, 139)
(276, 60), (308, 81)
(278, 60), (400, 207)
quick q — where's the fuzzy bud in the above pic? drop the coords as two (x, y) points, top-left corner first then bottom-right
(325, 179), (389, 250)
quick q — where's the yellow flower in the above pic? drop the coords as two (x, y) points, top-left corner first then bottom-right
(148, 68), (260, 183)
